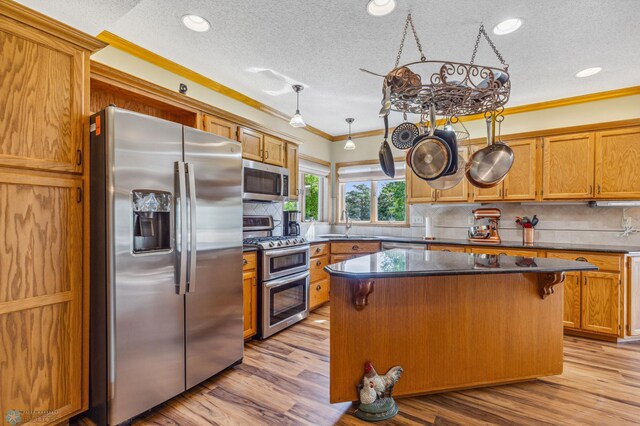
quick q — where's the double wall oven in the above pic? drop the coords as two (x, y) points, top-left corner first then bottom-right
(243, 216), (310, 338)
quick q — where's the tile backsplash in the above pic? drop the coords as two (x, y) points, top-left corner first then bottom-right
(243, 201), (283, 235)
(332, 203), (640, 246)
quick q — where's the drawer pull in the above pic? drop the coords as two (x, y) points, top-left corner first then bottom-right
(315, 247), (322, 253)
(443, 250), (451, 252)
(316, 285), (322, 291)
(242, 259), (248, 265)
(316, 260), (322, 266)
(575, 257), (588, 262)
(352, 245), (360, 251)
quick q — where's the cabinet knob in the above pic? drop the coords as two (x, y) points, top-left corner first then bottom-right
(265, 151), (269, 159)
(575, 257), (588, 262)
(243, 259), (248, 265)
(597, 184), (601, 194)
(316, 285), (322, 291)
(315, 247), (321, 253)
(352, 245), (359, 250)
(316, 260), (322, 266)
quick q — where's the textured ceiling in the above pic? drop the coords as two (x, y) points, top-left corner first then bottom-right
(17, 0), (640, 137)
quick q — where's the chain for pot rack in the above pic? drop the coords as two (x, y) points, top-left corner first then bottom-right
(376, 13), (511, 122)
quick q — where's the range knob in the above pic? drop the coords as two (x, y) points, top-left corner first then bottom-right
(268, 242), (274, 247)
(285, 240), (290, 245)
(277, 241), (282, 246)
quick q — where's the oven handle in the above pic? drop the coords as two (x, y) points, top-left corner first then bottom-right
(263, 245), (310, 257)
(264, 271), (310, 289)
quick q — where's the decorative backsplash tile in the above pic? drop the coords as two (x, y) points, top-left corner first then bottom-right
(243, 201), (283, 235)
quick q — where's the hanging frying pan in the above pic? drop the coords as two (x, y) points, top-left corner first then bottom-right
(434, 128), (458, 177)
(392, 114), (419, 150)
(465, 114), (514, 188)
(379, 114), (395, 178)
(409, 105), (451, 181)
(427, 152), (466, 190)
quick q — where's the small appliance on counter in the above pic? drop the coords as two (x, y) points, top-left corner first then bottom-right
(243, 215), (310, 338)
(283, 210), (301, 236)
(468, 208), (502, 244)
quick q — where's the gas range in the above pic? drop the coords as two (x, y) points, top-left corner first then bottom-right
(243, 235), (308, 250)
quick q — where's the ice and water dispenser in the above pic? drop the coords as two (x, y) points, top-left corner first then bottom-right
(132, 191), (172, 253)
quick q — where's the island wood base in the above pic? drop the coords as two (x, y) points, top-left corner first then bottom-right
(329, 273), (564, 403)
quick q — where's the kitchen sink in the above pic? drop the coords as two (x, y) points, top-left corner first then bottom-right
(317, 234), (380, 240)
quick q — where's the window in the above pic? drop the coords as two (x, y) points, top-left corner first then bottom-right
(338, 161), (407, 225)
(285, 157), (330, 222)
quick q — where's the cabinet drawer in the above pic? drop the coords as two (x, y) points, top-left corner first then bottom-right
(470, 247), (540, 257)
(428, 244), (467, 253)
(311, 243), (330, 258)
(546, 251), (620, 272)
(330, 254), (359, 264)
(331, 241), (380, 254)
(310, 255), (329, 282)
(309, 278), (330, 309)
(243, 252), (257, 271)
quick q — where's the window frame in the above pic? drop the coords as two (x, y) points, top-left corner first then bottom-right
(297, 155), (331, 224)
(338, 177), (408, 227)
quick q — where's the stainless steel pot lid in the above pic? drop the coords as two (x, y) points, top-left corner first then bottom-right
(410, 137), (450, 180)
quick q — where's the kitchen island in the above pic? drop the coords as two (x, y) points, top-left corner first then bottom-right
(324, 249), (597, 403)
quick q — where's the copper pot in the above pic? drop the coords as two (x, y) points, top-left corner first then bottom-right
(386, 67), (422, 94)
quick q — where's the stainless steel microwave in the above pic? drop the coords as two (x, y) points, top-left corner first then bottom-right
(242, 160), (289, 202)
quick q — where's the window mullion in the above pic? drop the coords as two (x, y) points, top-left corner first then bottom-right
(371, 180), (377, 223)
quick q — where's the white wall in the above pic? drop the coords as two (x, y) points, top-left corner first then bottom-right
(91, 46), (333, 161)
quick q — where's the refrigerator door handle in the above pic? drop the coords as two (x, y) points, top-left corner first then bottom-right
(175, 161), (188, 295)
(186, 162), (197, 292)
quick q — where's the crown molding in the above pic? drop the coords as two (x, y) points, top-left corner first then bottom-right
(331, 86), (640, 141)
(96, 31), (333, 141)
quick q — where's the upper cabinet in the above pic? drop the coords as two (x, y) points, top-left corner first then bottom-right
(595, 126), (640, 199)
(238, 127), (264, 162)
(0, 13), (93, 174)
(542, 133), (595, 199)
(203, 114), (238, 140)
(406, 168), (435, 204)
(263, 135), (286, 167)
(435, 147), (471, 203)
(286, 143), (300, 200)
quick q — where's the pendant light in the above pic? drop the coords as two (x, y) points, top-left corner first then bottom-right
(344, 118), (356, 150)
(289, 85), (306, 128)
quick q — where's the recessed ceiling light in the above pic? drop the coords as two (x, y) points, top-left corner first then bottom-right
(575, 67), (602, 78)
(366, 0), (396, 17)
(181, 14), (211, 32)
(492, 18), (522, 35)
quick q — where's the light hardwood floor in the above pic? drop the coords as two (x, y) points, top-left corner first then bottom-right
(79, 305), (640, 425)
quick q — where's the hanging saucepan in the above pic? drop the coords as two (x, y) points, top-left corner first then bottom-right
(379, 114), (395, 178)
(409, 105), (452, 181)
(465, 113), (514, 188)
(392, 113), (419, 150)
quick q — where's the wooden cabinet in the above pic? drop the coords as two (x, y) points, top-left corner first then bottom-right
(331, 241), (381, 254)
(563, 272), (582, 329)
(242, 252), (258, 339)
(628, 257), (640, 336)
(470, 247), (540, 257)
(0, 13), (89, 174)
(310, 243), (330, 310)
(263, 135), (286, 167)
(581, 272), (621, 335)
(428, 244), (467, 253)
(0, 3), (104, 423)
(203, 114), (238, 140)
(406, 168), (435, 204)
(595, 126), (640, 199)
(238, 127), (264, 162)
(286, 143), (300, 201)
(542, 132), (595, 199)
(330, 254), (359, 264)
(471, 138), (537, 202)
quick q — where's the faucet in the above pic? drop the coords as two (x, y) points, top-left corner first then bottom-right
(341, 209), (353, 236)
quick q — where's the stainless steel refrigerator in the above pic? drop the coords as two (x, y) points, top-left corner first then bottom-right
(88, 107), (243, 425)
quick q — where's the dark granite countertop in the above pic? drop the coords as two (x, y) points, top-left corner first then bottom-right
(324, 249), (598, 279)
(309, 235), (640, 254)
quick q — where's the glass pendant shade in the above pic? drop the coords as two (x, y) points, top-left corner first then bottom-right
(344, 138), (356, 150)
(289, 110), (306, 128)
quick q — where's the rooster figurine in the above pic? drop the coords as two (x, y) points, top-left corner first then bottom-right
(355, 361), (403, 422)
(364, 361), (404, 397)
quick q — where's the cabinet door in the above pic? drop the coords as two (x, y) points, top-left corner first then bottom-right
(309, 278), (330, 310)
(581, 272), (620, 336)
(330, 254), (358, 264)
(503, 138), (537, 200)
(242, 271), (257, 339)
(203, 115), (238, 140)
(238, 127), (263, 162)
(628, 257), (640, 336)
(263, 135), (286, 167)
(595, 126), (640, 199)
(542, 133), (595, 199)
(563, 272), (582, 329)
(286, 143), (299, 200)
(0, 17), (85, 173)
(470, 247), (539, 257)
(428, 244), (466, 253)
(406, 168), (435, 203)
(0, 172), (83, 422)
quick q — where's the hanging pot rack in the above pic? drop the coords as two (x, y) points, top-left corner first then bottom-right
(368, 13), (511, 121)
